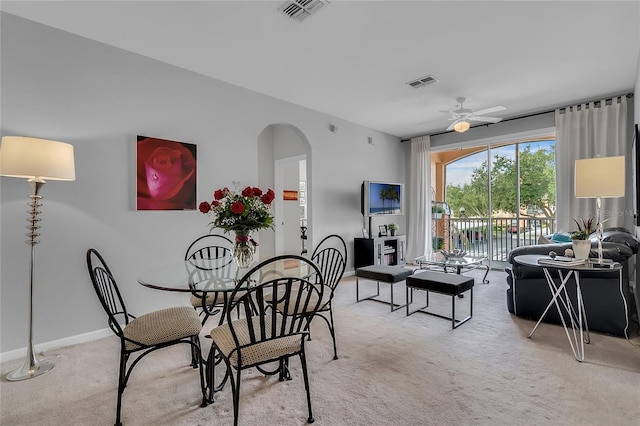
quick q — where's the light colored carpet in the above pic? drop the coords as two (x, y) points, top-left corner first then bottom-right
(2, 268), (639, 426)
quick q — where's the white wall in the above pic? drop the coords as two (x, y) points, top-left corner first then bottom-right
(0, 14), (405, 355)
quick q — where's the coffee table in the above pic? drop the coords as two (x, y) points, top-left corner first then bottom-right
(414, 253), (489, 283)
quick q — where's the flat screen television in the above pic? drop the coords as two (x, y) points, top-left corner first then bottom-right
(361, 181), (404, 216)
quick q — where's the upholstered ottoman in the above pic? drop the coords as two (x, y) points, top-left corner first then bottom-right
(405, 271), (474, 329)
(355, 265), (414, 311)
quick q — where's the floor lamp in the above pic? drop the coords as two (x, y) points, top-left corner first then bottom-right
(574, 155), (625, 264)
(0, 136), (75, 381)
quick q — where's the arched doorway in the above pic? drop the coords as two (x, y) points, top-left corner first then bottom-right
(257, 123), (311, 258)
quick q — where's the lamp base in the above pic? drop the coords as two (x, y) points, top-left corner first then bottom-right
(588, 258), (614, 265)
(588, 258), (616, 269)
(6, 356), (54, 381)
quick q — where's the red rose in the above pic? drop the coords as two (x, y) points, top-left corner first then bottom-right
(231, 201), (245, 214)
(252, 187), (263, 196)
(198, 201), (211, 213)
(261, 189), (275, 205)
(214, 189), (225, 200)
(241, 186), (254, 197)
(212, 200), (220, 207)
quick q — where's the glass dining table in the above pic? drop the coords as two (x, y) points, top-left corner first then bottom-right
(138, 256), (315, 303)
(137, 255), (316, 400)
(138, 256), (316, 322)
(138, 256), (241, 293)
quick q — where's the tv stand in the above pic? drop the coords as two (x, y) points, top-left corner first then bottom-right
(354, 235), (406, 268)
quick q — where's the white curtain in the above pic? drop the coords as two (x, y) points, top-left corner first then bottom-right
(407, 135), (431, 262)
(555, 96), (628, 232)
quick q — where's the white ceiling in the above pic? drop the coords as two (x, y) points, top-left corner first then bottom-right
(2, 1), (639, 139)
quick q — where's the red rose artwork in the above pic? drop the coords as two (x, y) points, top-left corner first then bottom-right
(136, 136), (197, 210)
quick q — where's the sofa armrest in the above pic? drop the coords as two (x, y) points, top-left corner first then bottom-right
(507, 243), (572, 264)
(504, 265), (513, 277)
(600, 228), (640, 253)
(507, 241), (633, 265)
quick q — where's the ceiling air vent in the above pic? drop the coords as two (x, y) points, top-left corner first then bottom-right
(406, 74), (439, 89)
(279, 0), (329, 22)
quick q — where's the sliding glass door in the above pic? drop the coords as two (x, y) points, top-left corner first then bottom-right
(436, 138), (556, 266)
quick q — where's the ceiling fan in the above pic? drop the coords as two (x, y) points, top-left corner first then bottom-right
(442, 97), (506, 132)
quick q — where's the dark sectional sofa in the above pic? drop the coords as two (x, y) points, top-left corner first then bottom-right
(505, 228), (639, 336)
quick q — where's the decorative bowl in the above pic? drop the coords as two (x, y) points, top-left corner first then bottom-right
(440, 249), (467, 259)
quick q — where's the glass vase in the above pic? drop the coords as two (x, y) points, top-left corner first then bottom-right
(233, 231), (255, 268)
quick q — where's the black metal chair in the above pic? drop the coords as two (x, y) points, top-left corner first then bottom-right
(268, 235), (347, 359)
(208, 255), (326, 426)
(185, 234), (234, 325)
(308, 234), (347, 359)
(86, 248), (207, 426)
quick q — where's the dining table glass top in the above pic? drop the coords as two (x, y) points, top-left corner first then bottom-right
(137, 256), (314, 293)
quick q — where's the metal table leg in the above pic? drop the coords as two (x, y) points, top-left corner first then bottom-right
(529, 268), (589, 362)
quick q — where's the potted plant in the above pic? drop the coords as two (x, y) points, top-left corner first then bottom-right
(387, 223), (398, 236)
(571, 215), (595, 259)
(432, 205), (445, 219)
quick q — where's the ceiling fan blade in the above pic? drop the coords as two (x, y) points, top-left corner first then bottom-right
(472, 105), (506, 116)
(446, 121), (457, 131)
(469, 116), (502, 123)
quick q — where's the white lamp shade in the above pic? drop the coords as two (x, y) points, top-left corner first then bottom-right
(0, 136), (75, 181)
(453, 120), (470, 133)
(574, 156), (625, 198)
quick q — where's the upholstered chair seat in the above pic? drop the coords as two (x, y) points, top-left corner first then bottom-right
(123, 306), (202, 351)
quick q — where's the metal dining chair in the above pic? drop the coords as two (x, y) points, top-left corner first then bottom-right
(308, 234), (347, 359)
(86, 248), (207, 426)
(268, 234), (347, 360)
(184, 234), (234, 325)
(207, 255), (326, 426)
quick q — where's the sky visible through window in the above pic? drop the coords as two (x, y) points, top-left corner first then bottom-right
(445, 140), (555, 187)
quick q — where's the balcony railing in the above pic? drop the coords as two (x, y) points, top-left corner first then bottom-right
(435, 216), (556, 262)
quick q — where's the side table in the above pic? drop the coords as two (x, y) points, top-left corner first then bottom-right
(513, 254), (623, 362)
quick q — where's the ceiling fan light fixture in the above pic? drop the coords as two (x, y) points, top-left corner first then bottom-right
(453, 120), (470, 133)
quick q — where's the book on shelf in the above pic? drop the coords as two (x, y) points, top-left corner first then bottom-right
(537, 256), (587, 267)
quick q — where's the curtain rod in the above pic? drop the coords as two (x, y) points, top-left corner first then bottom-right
(402, 92), (634, 142)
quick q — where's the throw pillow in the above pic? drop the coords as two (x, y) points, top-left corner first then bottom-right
(551, 232), (572, 243)
(538, 235), (553, 244)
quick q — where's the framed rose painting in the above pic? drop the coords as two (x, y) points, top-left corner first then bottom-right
(136, 135), (197, 210)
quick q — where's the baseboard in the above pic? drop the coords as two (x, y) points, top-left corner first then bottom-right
(0, 268), (357, 363)
(0, 328), (113, 363)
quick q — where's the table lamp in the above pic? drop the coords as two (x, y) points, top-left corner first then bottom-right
(574, 155), (625, 264)
(0, 136), (75, 381)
